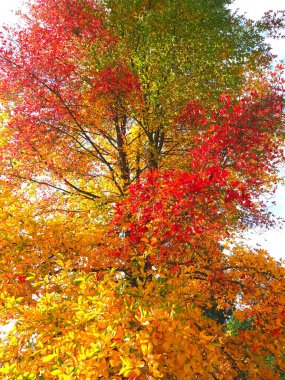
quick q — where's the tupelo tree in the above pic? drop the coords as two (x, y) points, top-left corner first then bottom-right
(0, 0), (285, 379)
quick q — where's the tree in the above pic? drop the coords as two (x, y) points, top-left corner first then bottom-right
(0, 0), (284, 379)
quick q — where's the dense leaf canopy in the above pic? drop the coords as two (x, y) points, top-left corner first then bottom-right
(0, 0), (284, 379)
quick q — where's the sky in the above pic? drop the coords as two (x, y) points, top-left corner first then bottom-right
(0, 0), (284, 260)
(229, 0), (285, 260)
(231, 0), (285, 60)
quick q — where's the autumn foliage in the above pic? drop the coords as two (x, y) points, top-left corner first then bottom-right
(0, 0), (285, 379)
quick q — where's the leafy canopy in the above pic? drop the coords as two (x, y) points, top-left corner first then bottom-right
(0, 0), (285, 379)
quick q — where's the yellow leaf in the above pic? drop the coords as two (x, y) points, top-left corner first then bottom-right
(42, 353), (57, 363)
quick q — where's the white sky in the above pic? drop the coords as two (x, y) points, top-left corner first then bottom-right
(231, 0), (285, 60)
(0, 0), (21, 23)
(0, 0), (284, 260)
(233, 0), (284, 18)
(230, 0), (285, 261)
